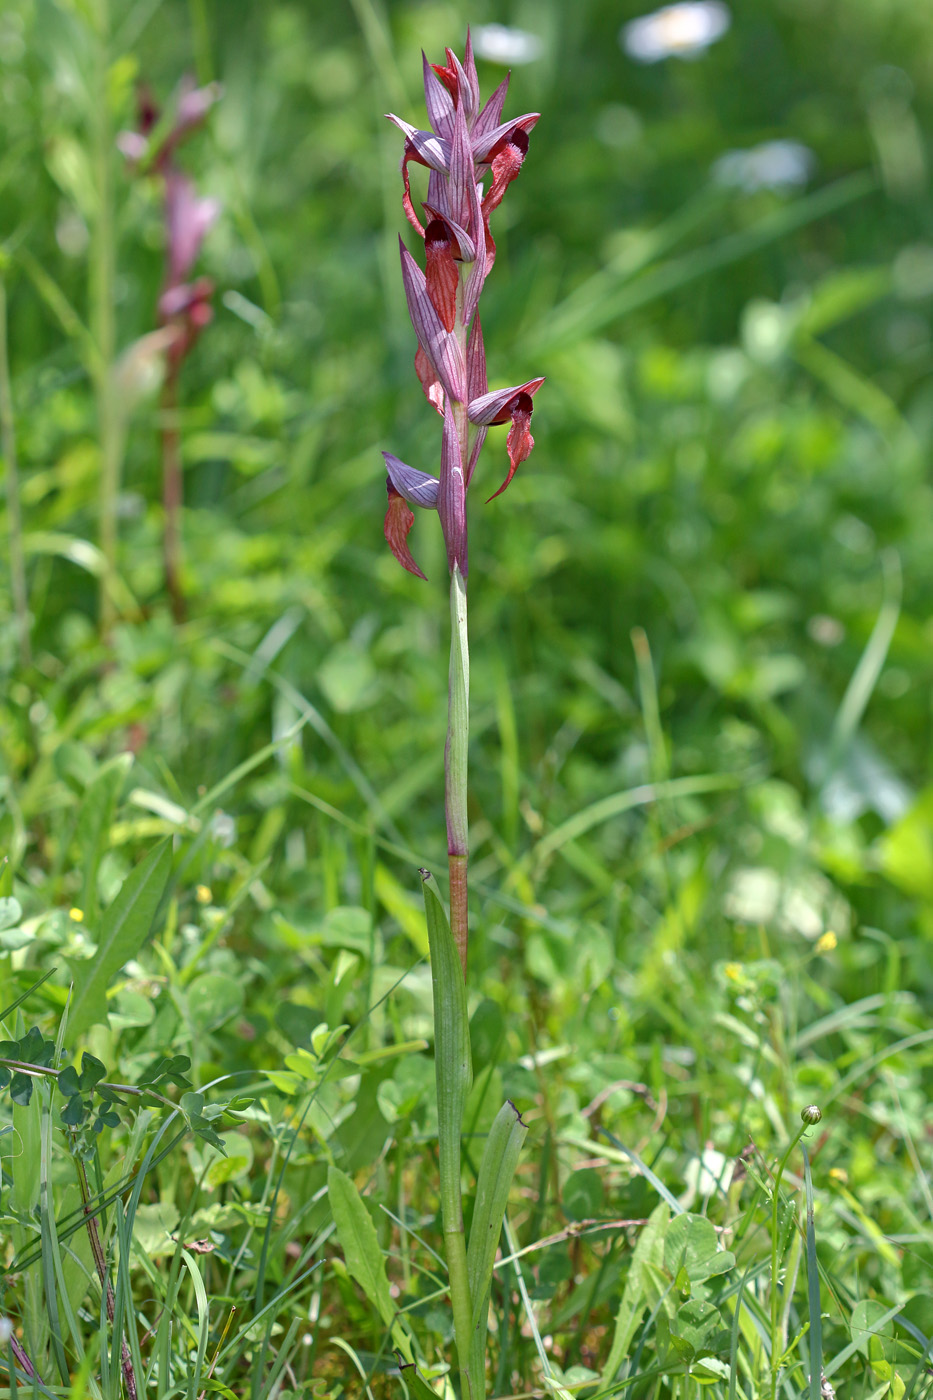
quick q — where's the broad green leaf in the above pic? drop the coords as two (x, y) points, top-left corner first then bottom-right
(327, 1164), (412, 1362)
(0, 896), (22, 932)
(187, 973), (245, 1033)
(664, 1212), (735, 1285)
(68, 841), (172, 1038)
(602, 1202), (669, 1382)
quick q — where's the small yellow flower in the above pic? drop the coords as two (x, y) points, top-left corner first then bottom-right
(816, 930), (837, 953)
(195, 885), (212, 905)
(724, 962), (743, 981)
(69, 908), (84, 923)
(829, 1166), (848, 1185)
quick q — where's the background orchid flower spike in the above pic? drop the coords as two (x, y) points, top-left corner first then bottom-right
(382, 32), (544, 581)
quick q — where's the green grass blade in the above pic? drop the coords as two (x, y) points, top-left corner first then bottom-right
(466, 1099), (528, 1398)
(801, 1148), (822, 1400)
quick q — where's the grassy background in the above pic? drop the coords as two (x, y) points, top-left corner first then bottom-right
(2, 0), (933, 1395)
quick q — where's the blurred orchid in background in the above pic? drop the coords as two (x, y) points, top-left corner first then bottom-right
(119, 78), (220, 620)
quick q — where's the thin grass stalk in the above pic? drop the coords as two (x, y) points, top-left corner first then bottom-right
(73, 1149), (139, 1400)
(0, 276), (30, 666)
(770, 1111), (818, 1399)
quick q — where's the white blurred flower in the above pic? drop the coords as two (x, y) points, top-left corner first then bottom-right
(621, 2), (730, 63)
(0, 1316), (12, 1344)
(472, 24), (543, 66)
(713, 140), (815, 192)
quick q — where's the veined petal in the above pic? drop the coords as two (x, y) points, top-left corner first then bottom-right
(466, 316), (488, 484)
(462, 30), (482, 124)
(472, 112), (540, 165)
(422, 51), (454, 138)
(426, 169), (449, 216)
(383, 452), (440, 508)
(439, 404), (467, 574)
(384, 484), (427, 580)
(385, 115), (450, 171)
(449, 50), (478, 128)
(447, 97), (473, 231)
(473, 74), (510, 139)
(461, 165), (488, 323)
(468, 377), (545, 425)
(399, 238), (467, 402)
(486, 392), (536, 502)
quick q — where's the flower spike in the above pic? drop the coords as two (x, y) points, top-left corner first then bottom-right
(380, 37), (542, 576)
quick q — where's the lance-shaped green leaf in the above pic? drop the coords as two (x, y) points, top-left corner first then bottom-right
(420, 870), (472, 1223)
(421, 867), (474, 1399)
(68, 841), (172, 1038)
(466, 1098), (527, 1396)
(328, 1164), (413, 1362)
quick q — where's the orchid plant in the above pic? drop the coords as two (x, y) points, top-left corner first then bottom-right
(120, 79), (221, 621)
(378, 35), (542, 1398)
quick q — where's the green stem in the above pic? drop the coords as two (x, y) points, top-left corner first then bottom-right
(446, 563), (470, 977)
(0, 276), (30, 666)
(769, 1122), (807, 1398)
(90, 0), (121, 635)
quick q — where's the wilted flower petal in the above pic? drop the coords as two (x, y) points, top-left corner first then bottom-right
(621, 2), (730, 63)
(384, 484), (427, 579)
(383, 453), (440, 508)
(468, 377), (545, 424)
(487, 392), (536, 501)
(472, 24), (544, 66)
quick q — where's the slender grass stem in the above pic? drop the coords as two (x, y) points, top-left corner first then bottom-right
(72, 1148), (139, 1400)
(769, 1119), (809, 1399)
(0, 276), (30, 666)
